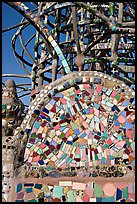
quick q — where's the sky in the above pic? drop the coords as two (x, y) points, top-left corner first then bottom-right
(2, 3), (36, 107)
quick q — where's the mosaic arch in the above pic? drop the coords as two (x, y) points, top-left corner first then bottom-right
(15, 71), (135, 172)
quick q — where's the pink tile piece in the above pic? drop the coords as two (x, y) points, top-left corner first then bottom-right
(54, 124), (60, 130)
(111, 91), (117, 97)
(28, 157), (33, 163)
(94, 108), (99, 116)
(96, 84), (103, 93)
(76, 197), (84, 202)
(33, 156), (40, 162)
(117, 115), (126, 123)
(126, 129), (133, 139)
(128, 183), (133, 193)
(83, 195), (90, 202)
(85, 186), (94, 196)
(39, 143), (46, 149)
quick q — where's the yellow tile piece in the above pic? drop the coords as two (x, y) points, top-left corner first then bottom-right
(41, 185), (48, 193)
(86, 114), (94, 120)
(69, 129), (74, 135)
(48, 35), (53, 42)
(33, 188), (42, 197)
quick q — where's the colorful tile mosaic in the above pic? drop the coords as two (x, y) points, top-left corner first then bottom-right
(13, 181), (135, 202)
(22, 79), (135, 173)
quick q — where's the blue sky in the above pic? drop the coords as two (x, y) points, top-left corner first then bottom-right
(2, 3), (35, 106)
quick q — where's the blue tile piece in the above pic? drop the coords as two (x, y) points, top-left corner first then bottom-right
(102, 196), (115, 202)
(25, 129), (30, 134)
(40, 115), (46, 119)
(114, 121), (120, 126)
(121, 100), (129, 106)
(84, 108), (90, 114)
(51, 140), (57, 146)
(34, 109), (40, 115)
(109, 155), (115, 160)
(45, 117), (51, 122)
(75, 77), (82, 84)
(38, 160), (44, 165)
(124, 121), (133, 130)
(59, 104), (63, 109)
(26, 188), (33, 193)
(121, 111), (126, 117)
(60, 115), (66, 120)
(116, 188), (122, 201)
(130, 98), (134, 104)
(50, 99), (56, 106)
(56, 93), (64, 98)
(42, 108), (49, 114)
(131, 159), (135, 166)
(63, 82), (70, 89)
(49, 91), (55, 97)
(15, 200), (24, 202)
(94, 103), (100, 109)
(34, 184), (42, 189)
(94, 78), (102, 84)
(66, 141), (73, 145)
(80, 132), (87, 138)
(120, 199), (126, 202)
(101, 157), (106, 164)
(74, 129), (80, 135)
(45, 140), (50, 146)
(96, 197), (102, 202)
(24, 183), (34, 187)
(18, 5), (24, 11)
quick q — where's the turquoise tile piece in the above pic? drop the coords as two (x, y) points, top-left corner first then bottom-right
(25, 188), (33, 193)
(16, 183), (22, 193)
(102, 196), (115, 202)
(53, 186), (63, 198)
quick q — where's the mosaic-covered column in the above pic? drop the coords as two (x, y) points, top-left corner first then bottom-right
(2, 79), (25, 202)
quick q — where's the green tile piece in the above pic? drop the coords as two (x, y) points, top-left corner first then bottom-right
(104, 144), (109, 149)
(122, 186), (128, 199)
(37, 149), (43, 155)
(94, 184), (104, 197)
(95, 155), (99, 160)
(69, 80), (75, 86)
(67, 190), (76, 202)
(53, 186), (63, 198)
(2, 104), (6, 110)
(117, 134), (122, 141)
(116, 94), (120, 101)
(59, 133), (65, 139)
(71, 122), (78, 130)
(101, 130), (108, 140)
(28, 199), (37, 202)
(31, 133), (37, 138)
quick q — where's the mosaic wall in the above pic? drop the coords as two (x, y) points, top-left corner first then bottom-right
(13, 180), (135, 202)
(22, 73), (135, 172)
(13, 71), (135, 202)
